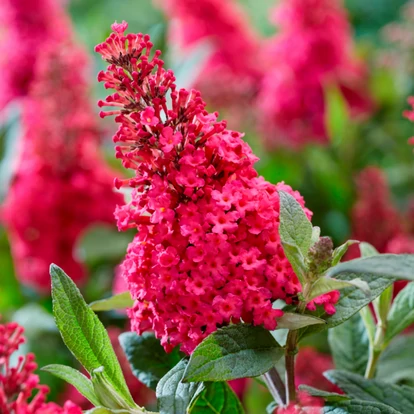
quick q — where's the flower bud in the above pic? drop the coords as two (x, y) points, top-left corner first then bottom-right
(308, 236), (334, 276)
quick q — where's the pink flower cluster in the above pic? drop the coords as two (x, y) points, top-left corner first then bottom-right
(257, 0), (373, 148)
(96, 22), (339, 354)
(307, 291), (340, 316)
(156, 0), (262, 113)
(156, 0), (373, 149)
(1, 39), (123, 293)
(0, 0), (70, 109)
(0, 320), (81, 414)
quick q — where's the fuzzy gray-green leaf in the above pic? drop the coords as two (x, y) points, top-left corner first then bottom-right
(332, 240), (359, 267)
(156, 359), (204, 414)
(275, 312), (326, 330)
(89, 292), (134, 312)
(377, 334), (414, 384)
(298, 385), (350, 402)
(50, 264), (134, 407)
(278, 190), (313, 259)
(189, 382), (244, 413)
(328, 313), (369, 376)
(325, 370), (414, 414)
(42, 364), (100, 406)
(183, 324), (283, 382)
(309, 277), (369, 301)
(385, 282), (414, 344)
(359, 242), (379, 258)
(326, 254), (414, 281)
(298, 271), (393, 341)
(323, 399), (401, 413)
(119, 332), (182, 390)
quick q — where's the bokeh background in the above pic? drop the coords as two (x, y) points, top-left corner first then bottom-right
(1, 0), (414, 412)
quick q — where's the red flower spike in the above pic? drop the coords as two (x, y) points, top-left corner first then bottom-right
(96, 24), (339, 355)
(0, 320), (82, 414)
(2, 38), (123, 293)
(257, 0), (373, 148)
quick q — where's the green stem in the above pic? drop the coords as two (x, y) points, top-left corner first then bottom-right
(263, 367), (286, 407)
(365, 348), (382, 379)
(364, 321), (386, 379)
(285, 335), (297, 404)
(285, 293), (309, 404)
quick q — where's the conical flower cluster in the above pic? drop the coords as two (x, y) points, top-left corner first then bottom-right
(0, 320), (82, 414)
(2, 25), (123, 292)
(96, 22), (339, 354)
(0, 0), (70, 109)
(257, 0), (373, 147)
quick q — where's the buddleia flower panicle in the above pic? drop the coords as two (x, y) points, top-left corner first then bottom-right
(257, 0), (373, 148)
(0, 320), (81, 414)
(96, 21), (339, 354)
(2, 27), (123, 293)
(156, 0), (262, 114)
(0, 0), (70, 109)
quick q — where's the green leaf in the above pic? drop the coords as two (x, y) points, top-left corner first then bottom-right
(182, 324), (283, 383)
(332, 240), (359, 267)
(42, 364), (100, 406)
(89, 292), (134, 312)
(311, 226), (321, 246)
(189, 382), (244, 413)
(324, 370), (414, 413)
(377, 334), (414, 384)
(384, 282), (414, 344)
(156, 359), (204, 414)
(119, 332), (182, 390)
(278, 190), (313, 257)
(359, 242), (379, 257)
(275, 312), (326, 330)
(358, 243), (392, 327)
(298, 271), (394, 341)
(359, 306), (376, 346)
(328, 313), (369, 376)
(91, 366), (137, 411)
(309, 277), (370, 301)
(298, 385), (350, 402)
(50, 264), (135, 408)
(278, 242), (307, 284)
(326, 254), (414, 281)
(323, 399), (402, 414)
(303, 254), (414, 341)
(85, 408), (130, 414)
(279, 191), (315, 285)
(375, 285), (393, 330)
